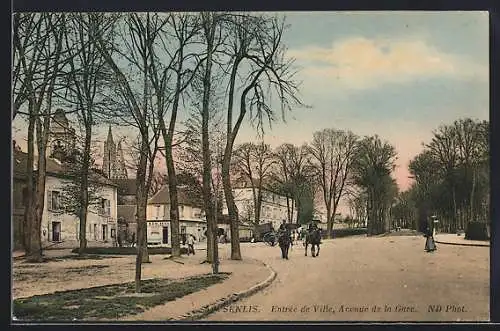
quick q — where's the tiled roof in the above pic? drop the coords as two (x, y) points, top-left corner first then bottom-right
(113, 178), (137, 196)
(13, 150), (28, 178)
(117, 205), (136, 224)
(12, 150), (116, 186)
(148, 185), (203, 208)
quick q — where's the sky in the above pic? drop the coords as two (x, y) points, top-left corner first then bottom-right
(235, 11), (489, 193)
(12, 11), (489, 215)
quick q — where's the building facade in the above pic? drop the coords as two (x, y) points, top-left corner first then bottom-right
(12, 110), (119, 250)
(146, 186), (207, 246)
(12, 143), (28, 250)
(41, 168), (118, 247)
(223, 186), (298, 231)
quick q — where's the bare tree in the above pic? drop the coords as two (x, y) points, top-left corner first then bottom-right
(308, 129), (358, 238)
(13, 13), (69, 261)
(200, 12), (226, 273)
(94, 13), (162, 292)
(270, 143), (296, 222)
(149, 170), (168, 197)
(148, 13), (205, 258)
(178, 60), (226, 263)
(221, 13), (304, 260)
(57, 13), (113, 255)
(232, 142), (275, 231)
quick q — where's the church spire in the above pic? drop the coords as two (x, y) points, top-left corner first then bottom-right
(106, 125), (114, 144)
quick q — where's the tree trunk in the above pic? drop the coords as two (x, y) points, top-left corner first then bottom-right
(469, 167), (476, 227)
(23, 113), (35, 254)
(286, 195), (291, 223)
(452, 187), (457, 233)
(135, 205), (145, 292)
(162, 120), (180, 258)
(78, 124), (92, 255)
(135, 138), (150, 292)
(222, 54), (243, 261)
(162, 42), (185, 258)
(201, 14), (218, 272)
(222, 159), (241, 260)
(206, 225), (214, 263)
(28, 98), (53, 262)
(326, 205), (333, 239)
(29, 170), (45, 262)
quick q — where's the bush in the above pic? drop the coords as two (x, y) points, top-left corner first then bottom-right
(465, 222), (490, 241)
(71, 247), (188, 255)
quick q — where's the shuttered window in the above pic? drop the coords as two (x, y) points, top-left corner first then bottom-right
(48, 190), (61, 211)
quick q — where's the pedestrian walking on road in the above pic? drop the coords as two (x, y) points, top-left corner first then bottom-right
(187, 234), (196, 255)
(424, 224), (437, 252)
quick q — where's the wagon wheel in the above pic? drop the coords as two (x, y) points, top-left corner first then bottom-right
(263, 233), (276, 246)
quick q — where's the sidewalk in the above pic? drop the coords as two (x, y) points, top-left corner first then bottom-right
(13, 248), (274, 321)
(435, 233), (490, 247)
(117, 255), (272, 321)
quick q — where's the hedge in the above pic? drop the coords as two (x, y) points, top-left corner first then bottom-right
(465, 222), (490, 241)
(71, 246), (189, 255)
(329, 227), (367, 238)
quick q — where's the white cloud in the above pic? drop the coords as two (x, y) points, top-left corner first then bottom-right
(289, 37), (488, 91)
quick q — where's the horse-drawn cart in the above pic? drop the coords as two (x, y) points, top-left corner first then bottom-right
(255, 222), (277, 246)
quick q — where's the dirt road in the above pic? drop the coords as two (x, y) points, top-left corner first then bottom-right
(206, 236), (489, 322)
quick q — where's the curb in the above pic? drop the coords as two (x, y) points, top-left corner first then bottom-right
(435, 240), (490, 248)
(172, 261), (277, 321)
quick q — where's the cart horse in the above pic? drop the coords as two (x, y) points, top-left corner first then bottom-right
(305, 227), (321, 257)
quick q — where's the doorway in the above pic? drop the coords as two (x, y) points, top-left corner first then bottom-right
(102, 224), (108, 241)
(162, 227), (169, 244)
(52, 222), (61, 242)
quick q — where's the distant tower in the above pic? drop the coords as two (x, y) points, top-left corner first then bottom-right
(115, 140), (128, 179)
(48, 109), (76, 160)
(102, 126), (128, 179)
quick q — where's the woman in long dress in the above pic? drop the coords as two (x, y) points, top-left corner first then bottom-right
(424, 226), (437, 252)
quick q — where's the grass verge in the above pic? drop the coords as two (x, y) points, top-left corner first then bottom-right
(13, 273), (229, 321)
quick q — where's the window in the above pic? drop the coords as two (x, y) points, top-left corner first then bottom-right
(100, 198), (111, 216)
(111, 228), (116, 238)
(155, 205), (160, 219)
(180, 205), (185, 218)
(48, 190), (62, 211)
(181, 226), (186, 234)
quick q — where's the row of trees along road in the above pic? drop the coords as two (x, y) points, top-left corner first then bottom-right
(13, 12), (304, 292)
(395, 118), (489, 233)
(232, 118), (489, 238)
(230, 131), (399, 238)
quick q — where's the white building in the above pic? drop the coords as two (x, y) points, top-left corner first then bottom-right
(13, 109), (119, 250)
(41, 158), (118, 248)
(146, 186), (206, 246)
(223, 185), (298, 231)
